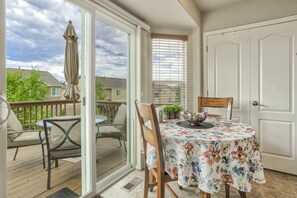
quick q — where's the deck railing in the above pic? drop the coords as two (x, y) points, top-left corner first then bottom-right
(9, 100), (126, 129)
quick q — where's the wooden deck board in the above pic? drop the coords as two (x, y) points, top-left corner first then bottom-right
(7, 138), (127, 198)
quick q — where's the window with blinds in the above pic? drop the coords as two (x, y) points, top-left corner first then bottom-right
(152, 35), (187, 108)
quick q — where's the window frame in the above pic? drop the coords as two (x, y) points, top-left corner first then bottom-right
(151, 34), (188, 108)
(51, 87), (61, 97)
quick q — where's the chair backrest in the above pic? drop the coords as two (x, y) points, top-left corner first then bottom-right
(135, 100), (165, 170)
(6, 110), (23, 141)
(43, 116), (81, 151)
(198, 97), (233, 120)
(113, 104), (126, 130)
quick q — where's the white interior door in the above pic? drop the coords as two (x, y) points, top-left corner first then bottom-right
(207, 30), (249, 122)
(250, 21), (297, 175)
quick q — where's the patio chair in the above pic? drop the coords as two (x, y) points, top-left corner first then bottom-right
(7, 110), (45, 168)
(43, 116), (81, 189)
(96, 104), (127, 152)
(198, 96), (233, 120)
(135, 100), (178, 198)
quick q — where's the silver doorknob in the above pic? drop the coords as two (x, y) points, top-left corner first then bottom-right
(252, 101), (259, 106)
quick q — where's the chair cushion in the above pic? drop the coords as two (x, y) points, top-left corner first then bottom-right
(8, 131), (44, 147)
(50, 148), (81, 158)
(6, 110), (23, 141)
(98, 126), (121, 134)
(113, 104), (126, 130)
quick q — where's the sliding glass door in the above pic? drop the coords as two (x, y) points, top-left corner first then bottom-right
(94, 16), (134, 186)
(1, 0), (139, 197)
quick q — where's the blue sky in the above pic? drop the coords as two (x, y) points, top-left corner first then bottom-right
(6, 0), (128, 82)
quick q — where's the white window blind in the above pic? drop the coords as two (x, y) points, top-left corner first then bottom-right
(152, 36), (187, 108)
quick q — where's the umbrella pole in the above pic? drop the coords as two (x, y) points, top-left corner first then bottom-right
(73, 102), (76, 116)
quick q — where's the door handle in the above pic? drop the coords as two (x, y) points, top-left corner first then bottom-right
(0, 96), (11, 126)
(252, 101), (259, 106)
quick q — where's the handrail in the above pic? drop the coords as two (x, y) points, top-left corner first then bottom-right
(9, 99), (126, 129)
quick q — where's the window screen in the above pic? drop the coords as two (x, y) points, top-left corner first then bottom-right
(152, 36), (187, 108)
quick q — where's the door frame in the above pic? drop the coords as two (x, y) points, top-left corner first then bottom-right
(0, 1), (7, 197)
(69, 0), (147, 195)
(94, 6), (137, 193)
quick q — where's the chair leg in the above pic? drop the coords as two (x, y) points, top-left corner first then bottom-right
(123, 139), (127, 153)
(165, 183), (178, 198)
(200, 189), (211, 198)
(41, 144), (45, 169)
(13, 147), (19, 161)
(144, 167), (149, 198)
(149, 171), (155, 192)
(47, 158), (51, 189)
(157, 173), (165, 198)
(55, 159), (59, 167)
(118, 137), (122, 146)
(225, 183), (230, 198)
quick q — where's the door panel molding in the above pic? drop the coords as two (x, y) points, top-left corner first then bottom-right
(214, 42), (241, 109)
(259, 119), (293, 157)
(207, 30), (249, 123)
(259, 33), (293, 112)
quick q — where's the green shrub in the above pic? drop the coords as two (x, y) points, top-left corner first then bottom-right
(163, 104), (183, 113)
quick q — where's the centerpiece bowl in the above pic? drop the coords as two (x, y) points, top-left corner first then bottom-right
(183, 110), (208, 126)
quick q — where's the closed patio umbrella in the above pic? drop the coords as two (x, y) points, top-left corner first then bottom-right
(63, 21), (79, 115)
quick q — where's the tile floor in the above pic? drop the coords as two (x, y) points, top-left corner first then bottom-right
(101, 169), (297, 198)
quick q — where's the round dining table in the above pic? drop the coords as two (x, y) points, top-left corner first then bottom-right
(146, 117), (266, 194)
(35, 115), (107, 128)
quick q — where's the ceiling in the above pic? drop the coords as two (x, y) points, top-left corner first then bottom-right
(110, 0), (248, 29)
(110, 0), (197, 29)
(193, 0), (246, 12)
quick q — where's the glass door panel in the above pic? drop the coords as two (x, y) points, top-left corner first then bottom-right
(95, 19), (130, 183)
(5, 1), (88, 197)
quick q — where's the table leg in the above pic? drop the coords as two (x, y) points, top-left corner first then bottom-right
(238, 190), (247, 198)
(225, 183), (230, 198)
(200, 190), (211, 198)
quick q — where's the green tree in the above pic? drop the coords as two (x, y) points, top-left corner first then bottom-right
(96, 79), (107, 100)
(7, 69), (49, 102)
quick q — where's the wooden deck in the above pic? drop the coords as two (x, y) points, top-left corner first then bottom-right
(7, 138), (127, 198)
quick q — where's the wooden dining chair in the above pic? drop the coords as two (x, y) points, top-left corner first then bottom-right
(135, 100), (178, 198)
(198, 97), (233, 120)
(198, 97), (247, 198)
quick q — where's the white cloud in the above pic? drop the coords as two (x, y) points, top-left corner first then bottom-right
(7, 0), (128, 82)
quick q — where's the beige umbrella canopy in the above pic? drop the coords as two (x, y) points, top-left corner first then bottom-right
(63, 21), (80, 113)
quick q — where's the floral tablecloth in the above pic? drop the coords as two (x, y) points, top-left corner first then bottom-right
(146, 118), (266, 194)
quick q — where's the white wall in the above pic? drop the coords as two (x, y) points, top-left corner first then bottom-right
(178, 0), (201, 27)
(190, 27), (201, 112)
(202, 0), (297, 32)
(0, 0), (6, 197)
(140, 28), (152, 103)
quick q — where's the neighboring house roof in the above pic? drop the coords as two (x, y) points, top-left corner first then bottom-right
(7, 68), (64, 87)
(96, 76), (126, 89)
